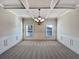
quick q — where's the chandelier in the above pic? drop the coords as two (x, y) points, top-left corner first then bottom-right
(34, 9), (45, 25)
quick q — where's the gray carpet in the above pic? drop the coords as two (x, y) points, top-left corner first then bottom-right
(0, 41), (79, 59)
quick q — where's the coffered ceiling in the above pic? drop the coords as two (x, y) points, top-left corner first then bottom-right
(0, 0), (79, 18)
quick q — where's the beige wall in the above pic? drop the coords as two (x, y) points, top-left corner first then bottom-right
(0, 7), (22, 39)
(23, 18), (57, 40)
(57, 8), (79, 55)
(57, 8), (79, 37)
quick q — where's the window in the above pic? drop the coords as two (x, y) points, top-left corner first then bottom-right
(25, 25), (33, 37)
(46, 25), (53, 37)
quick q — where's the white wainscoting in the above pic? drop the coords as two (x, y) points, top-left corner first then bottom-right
(0, 33), (22, 54)
(57, 33), (79, 55)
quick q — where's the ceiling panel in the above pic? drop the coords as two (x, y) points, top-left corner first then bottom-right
(0, 0), (24, 9)
(0, 0), (21, 5)
(58, 0), (79, 5)
(28, 0), (52, 8)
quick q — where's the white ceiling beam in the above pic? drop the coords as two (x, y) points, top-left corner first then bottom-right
(20, 0), (34, 19)
(59, 9), (73, 17)
(20, 0), (29, 9)
(8, 10), (17, 16)
(45, 0), (59, 19)
(50, 0), (59, 9)
(0, 4), (4, 8)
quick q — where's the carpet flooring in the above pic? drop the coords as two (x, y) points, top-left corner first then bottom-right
(0, 41), (79, 59)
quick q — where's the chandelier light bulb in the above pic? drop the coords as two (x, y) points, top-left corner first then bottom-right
(38, 17), (41, 20)
(40, 19), (45, 22)
(34, 19), (38, 22)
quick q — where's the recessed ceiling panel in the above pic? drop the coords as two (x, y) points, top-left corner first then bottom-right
(0, 0), (21, 5)
(58, 0), (79, 5)
(28, 0), (52, 8)
(0, 0), (23, 9)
